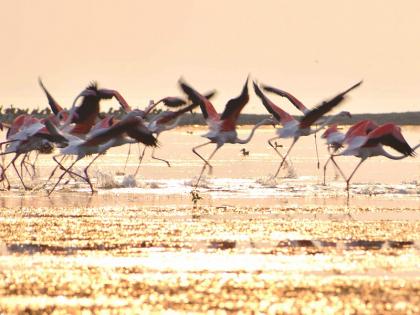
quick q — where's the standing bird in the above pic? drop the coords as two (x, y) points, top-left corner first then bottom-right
(253, 81), (361, 178)
(332, 123), (419, 193)
(180, 77), (274, 187)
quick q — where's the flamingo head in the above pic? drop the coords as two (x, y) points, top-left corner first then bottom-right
(39, 140), (54, 154)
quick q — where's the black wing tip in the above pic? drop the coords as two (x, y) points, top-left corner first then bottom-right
(261, 84), (275, 93)
(38, 77), (47, 91)
(241, 76), (249, 94)
(342, 80), (363, 95)
(87, 81), (98, 91)
(252, 81), (263, 96)
(204, 90), (217, 100)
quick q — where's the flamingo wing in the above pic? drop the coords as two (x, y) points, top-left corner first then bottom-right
(125, 119), (158, 147)
(345, 119), (378, 138)
(365, 123), (415, 156)
(97, 89), (132, 112)
(253, 82), (296, 126)
(300, 80), (362, 129)
(155, 103), (200, 125)
(38, 78), (64, 115)
(262, 84), (308, 113)
(179, 80), (220, 122)
(220, 78), (249, 122)
(203, 90), (217, 101)
(159, 97), (187, 108)
(73, 82), (100, 125)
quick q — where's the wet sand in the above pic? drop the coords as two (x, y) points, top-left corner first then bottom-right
(0, 126), (419, 313)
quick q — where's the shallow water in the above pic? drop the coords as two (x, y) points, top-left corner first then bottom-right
(0, 126), (419, 313)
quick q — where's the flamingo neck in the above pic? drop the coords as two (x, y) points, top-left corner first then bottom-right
(311, 113), (345, 134)
(236, 118), (272, 144)
(149, 113), (182, 132)
(382, 143), (420, 160)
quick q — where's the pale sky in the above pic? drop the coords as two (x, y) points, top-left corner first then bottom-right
(1, 0), (420, 115)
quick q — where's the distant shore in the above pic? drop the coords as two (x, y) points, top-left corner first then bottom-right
(0, 106), (419, 126)
(181, 111), (420, 126)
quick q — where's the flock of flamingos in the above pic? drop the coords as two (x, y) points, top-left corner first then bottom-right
(0, 77), (418, 196)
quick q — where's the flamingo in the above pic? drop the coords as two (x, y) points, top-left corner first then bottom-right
(332, 123), (419, 193)
(253, 80), (362, 178)
(179, 77), (275, 187)
(321, 119), (378, 184)
(132, 90), (217, 172)
(48, 110), (157, 194)
(0, 115), (57, 189)
(261, 83), (324, 168)
(62, 81), (132, 135)
(38, 78), (69, 124)
(133, 101), (202, 174)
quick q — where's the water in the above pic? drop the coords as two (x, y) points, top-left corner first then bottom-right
(0, 126), (419, 313)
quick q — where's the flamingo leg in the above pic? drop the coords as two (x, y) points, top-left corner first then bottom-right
(345, 158), (366, 193)
(133, 145), (147, 177)
(0, 164), (11, 190)
(151, 147), (171, 167)
(323, 146), (338, 185)
(23, 154), (35, 178)
(194, 144), (221, 188)
(21, 153), (33, 180)
(27, 151), (40, 177)
(83, 154), (103, 194)
(267, 136), (289, 168)
(192, 141), (214, 170)
(48, 158), (81, 196)
(273, 137), (298, 178)
(11, 154), (30, 190)
(330, 157), (347, 182)
(123, 144), (132, 173)
(314, 133), (320, 169)
(51, 156), (85, 183)
(45, 156), (66, 185)
(322, 156), (331, 185)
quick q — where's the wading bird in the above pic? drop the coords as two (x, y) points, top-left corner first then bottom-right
(48, 111), (158, 195)
(131, 90), (217, 173)
(0, 115), (57, 189)
(321, 119), (378, 184)
(262, 83), (323, 168)
(135, 101), (202, 173)
(65, 82), (132, 135)
(253, 81), (361, 178)
(180, 77), (274, 187)
(332, 123), (419, 193)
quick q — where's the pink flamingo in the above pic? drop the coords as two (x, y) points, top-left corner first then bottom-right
(253, 81), (362, 178)
(48, 110), (158, 194)
(321, 119), (378, 184)
(261, 84), (325, 167)
(133, 90), (217, 170)
(333, 123), (419, 192)
(0, 115), (56, 189)
(180, 77), (274, 187)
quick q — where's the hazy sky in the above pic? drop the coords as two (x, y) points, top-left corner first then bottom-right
(1, 0), (420, 114)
